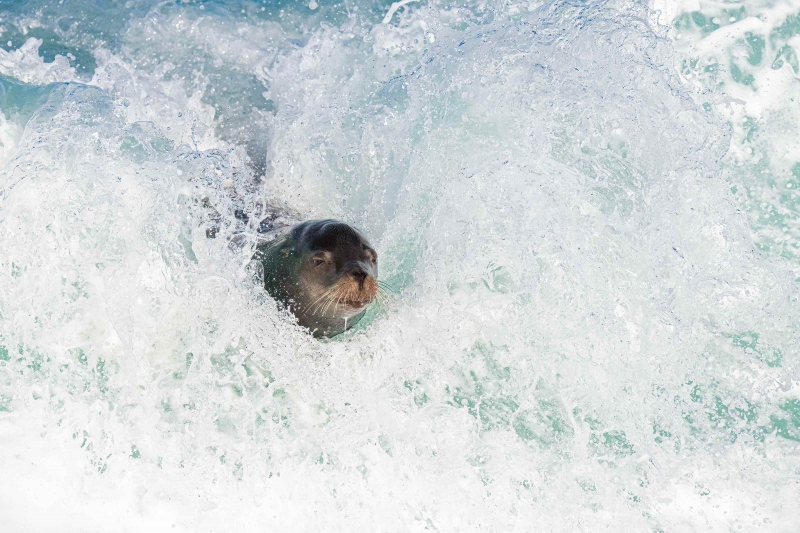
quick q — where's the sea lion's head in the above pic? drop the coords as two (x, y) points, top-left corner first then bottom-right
(295, 219), (378, 314)
(261, 219), (379, 337)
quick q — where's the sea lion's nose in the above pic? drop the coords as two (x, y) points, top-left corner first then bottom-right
(349, 267), (368, 289)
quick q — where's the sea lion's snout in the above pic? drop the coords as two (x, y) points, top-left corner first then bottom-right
(351, 268), (367, 287)
(348, 264), (369, 289)
(339, 262), (377, 309)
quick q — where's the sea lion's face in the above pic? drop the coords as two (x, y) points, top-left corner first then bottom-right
(295, 221), (378, 320)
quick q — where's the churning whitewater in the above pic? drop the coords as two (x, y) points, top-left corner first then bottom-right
(0, 0), (799, 531)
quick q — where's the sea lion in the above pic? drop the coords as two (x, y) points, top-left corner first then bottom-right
(255, 219), (379, 337)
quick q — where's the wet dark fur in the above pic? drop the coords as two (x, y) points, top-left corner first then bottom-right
(255, 220), (378, 337)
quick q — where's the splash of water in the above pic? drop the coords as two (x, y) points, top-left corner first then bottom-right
(0, 1), (798, 531)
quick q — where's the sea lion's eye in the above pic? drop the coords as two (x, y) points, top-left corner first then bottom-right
(312, 258), (326, 266)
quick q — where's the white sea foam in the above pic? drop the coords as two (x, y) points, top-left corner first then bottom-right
(0, 1), (798, 531)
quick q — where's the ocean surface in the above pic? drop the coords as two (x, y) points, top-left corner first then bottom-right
(0, 0), (798, 531)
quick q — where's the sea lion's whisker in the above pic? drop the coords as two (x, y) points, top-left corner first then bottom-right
(308, 286), (339, 314)
(311, 295), (334, 315)
(321, 293), (337, 317)
(320, 297), (332, 317)
(313, 287), (342, 316)
(373, 292), (384, 308)
(377, 280), (395, 293)
(329, 293), (344, 318)
(309, 285), (337, 308)
(376, 286), (394, 303)
(322, 282), (345, 317)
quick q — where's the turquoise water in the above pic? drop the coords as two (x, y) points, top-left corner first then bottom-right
(0, 0), (798, 531)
